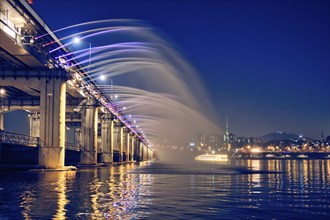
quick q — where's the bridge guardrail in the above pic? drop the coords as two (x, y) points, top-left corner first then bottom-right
(65, 142), (81, 151)
(0, 131), (81, 151)
(0, 131), (39, 147)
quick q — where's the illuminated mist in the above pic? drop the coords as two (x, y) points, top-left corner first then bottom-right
(40, 20), (221, 161)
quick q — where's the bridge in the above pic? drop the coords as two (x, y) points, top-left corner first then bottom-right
(232, 151), (330, 159)
(0, 0), (153, 169)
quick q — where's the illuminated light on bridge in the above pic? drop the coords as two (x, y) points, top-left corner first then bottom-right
(250, 148), (261, 153)
(55, 62), (150, 147)
(0, 88), (6, 95)
(99, 75), (106, 81)
(73, 37), (81, 44)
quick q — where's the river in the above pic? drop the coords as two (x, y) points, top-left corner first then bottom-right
(1, 159), (330, 219)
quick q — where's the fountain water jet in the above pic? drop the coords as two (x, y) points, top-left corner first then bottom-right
(37, 20), (222, 160)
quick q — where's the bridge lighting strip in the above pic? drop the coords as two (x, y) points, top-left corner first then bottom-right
(68, 71), (151, 148)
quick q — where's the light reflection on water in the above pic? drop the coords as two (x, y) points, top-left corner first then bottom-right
(0, 160), (330, 219)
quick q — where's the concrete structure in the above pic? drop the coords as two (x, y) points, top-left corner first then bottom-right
(100, 114), (113, 163)
(38, 78), (67, 169)
(0, 0), (153, 169)
(0, 112), (4, 131)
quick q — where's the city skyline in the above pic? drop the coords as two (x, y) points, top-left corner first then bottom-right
(30, 0), (330, 139)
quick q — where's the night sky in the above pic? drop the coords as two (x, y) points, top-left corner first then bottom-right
(30, 0), (330, 139)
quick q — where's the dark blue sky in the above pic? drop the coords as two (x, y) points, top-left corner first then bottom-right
(32, 0), (330, 139)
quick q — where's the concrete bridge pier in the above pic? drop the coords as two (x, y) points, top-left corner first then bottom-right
(29, 112), (40, 137)
(146, 147), (150, 160)
(140, 142), (144, 161)
(0, 112), (3, 159)
(149, 148), (153, 160)
(0, 112), (4, 131)
(39, 78), (66, 169)
(113, 123), (123, 162)
(80, 101), (98, 165)
(146, 146), (150, 160)
(134, 138), (141, 162)
(100, 115), (113, 163)
(144, 146), (148, 160)
(130, 134), (135, 162)
(118, 126), (124, 162)
(144, 145), (148, 160)
(125, 130), (130, 162)
(133, 137), (138, 161)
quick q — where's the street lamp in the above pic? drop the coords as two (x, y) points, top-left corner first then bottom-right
(73, 37), (92, 72)
(98, 75), (113, 100)
(99, 75), (113, 86)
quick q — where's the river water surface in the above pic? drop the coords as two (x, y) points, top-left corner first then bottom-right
(1, 159), (330, 219)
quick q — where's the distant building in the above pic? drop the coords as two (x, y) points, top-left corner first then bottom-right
(190, 133), (223, 152)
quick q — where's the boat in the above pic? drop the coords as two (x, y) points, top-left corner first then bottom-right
(195, 154), (228, 162)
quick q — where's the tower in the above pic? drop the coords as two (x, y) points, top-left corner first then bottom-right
(224, 117), (230, 151)
(225, 117), (229, 141)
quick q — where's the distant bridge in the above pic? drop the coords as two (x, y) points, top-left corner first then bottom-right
(0, 0), (153, 169)
(233, 151), (330, 159)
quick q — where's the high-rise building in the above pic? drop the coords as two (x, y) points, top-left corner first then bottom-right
(224, 117), (231, 151)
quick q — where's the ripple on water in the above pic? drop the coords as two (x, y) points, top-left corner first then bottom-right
(1, 160), (330, 219)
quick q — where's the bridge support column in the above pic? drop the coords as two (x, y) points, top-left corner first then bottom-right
(0, 112), (4, 131)
(146, 147), (149, 160)
(145, 146), (148, 160)
(39, 78), (66, 169)
(133, 137), (138, 161)
(135, 139), (141, 162)
(0, 112), (2, 157)
(80, 101), (98, 165)
(109, 120), (114, 163)
(100, 115), (113, 163)
(29, 112), (40, 137)
(113, 125), (118, 162)
(130, 134), (135, 161)
(125, 131), (130, 162)
(119, 126), (124, 162)
(140, 142), (144, 161)
(137, 138), (141, 162)
(150, 148), (153, 160)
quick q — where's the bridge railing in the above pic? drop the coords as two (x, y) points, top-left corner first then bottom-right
(65, 142), (81, 151)
(0, 131), (39, 147)
(0, 131), (81, 151)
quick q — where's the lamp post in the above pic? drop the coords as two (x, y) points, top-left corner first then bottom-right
(73, 37), (92, 72)
(99, 75), (113, 99)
